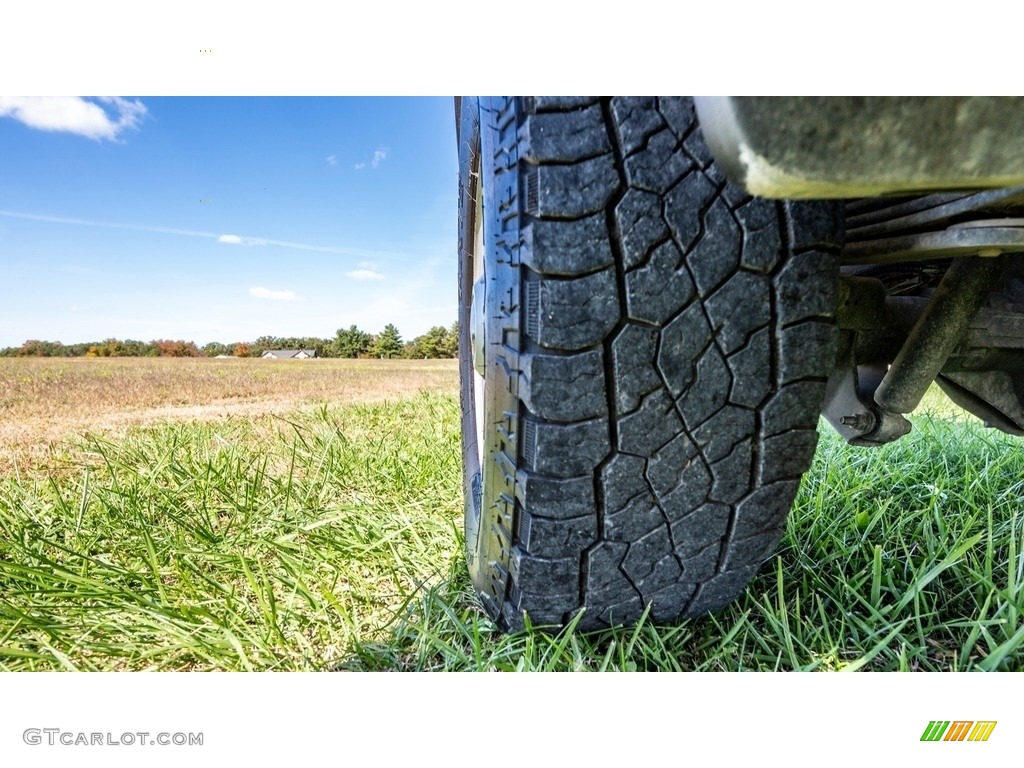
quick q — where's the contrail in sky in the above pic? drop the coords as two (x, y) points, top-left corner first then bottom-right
(0, 209), (217, 238)
(0, 209), (404, 260)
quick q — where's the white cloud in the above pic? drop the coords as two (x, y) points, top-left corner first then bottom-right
(326, 154), (337, 166)
(345, 269), (385, 281)
(218, 234), (243, 244)
(354, 146), (389, 171)
(0, 96), (146, 141)
(249, 286), (299, 301)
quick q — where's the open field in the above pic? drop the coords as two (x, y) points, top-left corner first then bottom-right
(0, 359), (1022, 671)
(0, 357), (457, 475)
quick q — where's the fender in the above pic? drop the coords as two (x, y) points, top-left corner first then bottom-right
(695, 97), (1024, 198)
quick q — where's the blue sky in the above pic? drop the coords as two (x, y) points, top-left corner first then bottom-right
(0, 97), (457, 347)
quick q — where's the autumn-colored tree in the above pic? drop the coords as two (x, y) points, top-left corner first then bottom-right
(234, 343), (251, 358)
(152, 340), (200, 357)
(17, 340), (61, 357)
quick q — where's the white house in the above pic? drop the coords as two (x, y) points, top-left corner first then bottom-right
(261, 349), (317, 359)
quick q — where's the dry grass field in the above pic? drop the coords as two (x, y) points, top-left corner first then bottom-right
(0, 357), (458, 474)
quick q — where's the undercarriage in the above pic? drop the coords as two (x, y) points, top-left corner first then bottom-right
(828, 189), (1024, 445)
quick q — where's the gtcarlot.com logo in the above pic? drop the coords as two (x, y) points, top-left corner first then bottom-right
(23, 729), (203, 747)
(921, 721), (997, 742)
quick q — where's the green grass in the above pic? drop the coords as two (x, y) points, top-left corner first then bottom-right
(1, 389), (1022, 671)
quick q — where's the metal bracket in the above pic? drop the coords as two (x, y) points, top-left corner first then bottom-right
(822, 362), (912, 446)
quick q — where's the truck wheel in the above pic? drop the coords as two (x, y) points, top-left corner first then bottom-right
(457, 97), (843, 631)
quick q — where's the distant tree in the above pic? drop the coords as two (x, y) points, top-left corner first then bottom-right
(234, 343), (251, 358)
(252, 336), (278, 357)
(153, 340), (201, 357)
(202, 342), (232, 357)
(416, 326), (451, 358)
(87, 338), (125, 357)
(17, 340), (63, 357)
(369, 324), (403, 359)
(333, 325), (371, 358)
(441, 321), (460, 358)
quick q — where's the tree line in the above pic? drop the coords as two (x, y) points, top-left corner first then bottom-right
(0, 322), (460, 360)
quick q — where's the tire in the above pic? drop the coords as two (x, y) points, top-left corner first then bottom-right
(458, 97), (843, 632)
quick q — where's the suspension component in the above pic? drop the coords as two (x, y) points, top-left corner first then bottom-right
(874, 256), (1006, 414)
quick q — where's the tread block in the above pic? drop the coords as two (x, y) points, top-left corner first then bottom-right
(522, 415), (610, 478)
(610, 323), (662, 414)
(687, 198), (742, 297)
(521, 104), (611, 164)
(528, 268), (620, 350)
(519, 348), (607, 422)
(515, 472), (595, 521)
(525, 154), (620, 219)
(609, 96), (663, 155)
(678, 542), (719, 582)
(685, 565), (759, 616)
(724, 527), (785, 571)
(785, 200), (845, 251)
(655, 97), (696, 141)
(704, 272), (770, 354)
(647, 431), (700, 498)
(692, 405), (756, 463)
(622, 129), (694, 195)
(521, 214), (614, 276)
(721, 177), (753, 210)
(727, 328), (771, 408)
(625, 240), (696, 325)
(518, 511), (597, 559)
(709, 437), (752, 505)
(658, 304), (712, 397)
(671, 502), (730, 557)
(731, 480), (801, 540)
(658, 459), (713, 522)
(599, 596), (645, 627)
(509, 548), (579, 595)
(617, 388), (684, 457)
(775, 251), (838, 326)
(517, 592), (579, 627)
(605, 495), (664, 543)
(759, 429), (820, 485)
(762, 381), (827, 436)
(677, 343), (731, 430)
(665, 170), (718, 253)
(735, 196), (777, 230)
(599, 453), (649, 513)
(583, 541), (636, 601)
(614, 188), (671, 271)
(681, 123), (715, 168)
(623, 527), (681, 592)
(525, 96), (600, 112)
(649, 583), (698, 623)
(738, 207), (783, 274)
(777, 321), (836, 384)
